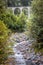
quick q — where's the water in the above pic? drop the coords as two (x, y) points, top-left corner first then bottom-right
(13, 47), (26, 65)
(13, 40), (33, 65)
(9, 33), (43, 65)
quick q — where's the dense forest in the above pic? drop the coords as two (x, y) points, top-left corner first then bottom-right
(7, 0), (32, 7)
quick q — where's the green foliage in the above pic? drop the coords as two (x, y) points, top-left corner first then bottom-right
(1, 12), (17, 30)
(21, 0), (31, 6)
(15, 13), (26, 32)
(0, 21), (8, 43)
(0, 0), (6, 15)
(0, 10), (26, 32)
(7, 0), (32, 7)
(0, 20), (9, 64)
(31, 0), (43, 52)
(0, 0), (13, 64)
(25, 18), (33, 39)
(0, 0), (27, 32)
(26, 19), (32, 31)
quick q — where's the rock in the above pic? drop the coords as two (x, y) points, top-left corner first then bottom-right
(9, 32), (43, 65)
(26, 59), (36, 65)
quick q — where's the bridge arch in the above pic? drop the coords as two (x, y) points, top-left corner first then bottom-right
(8, 6), (31, 17)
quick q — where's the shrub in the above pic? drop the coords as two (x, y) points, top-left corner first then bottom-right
(0, 20), (9, 64)
(0, 0), (26, 32)
(31, 0), (43, 53)
(0, 11), (26, 32)
(15, 13), (26, 32)
(25, 19), (33, 39)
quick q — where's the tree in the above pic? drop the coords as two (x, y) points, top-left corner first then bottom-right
(0, 20), (9, 64)
(31, 0), (43, 53)
(0, 0), (6, 13)
(7, 0), (21, 7)
(0, 0), (7, 20)
(7, 0), (32, 7)
(0, 1), (14, 64)
(21, 0), (30, 6)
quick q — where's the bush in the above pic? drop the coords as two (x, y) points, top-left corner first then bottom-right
(14, 13), (26, 32)
(0, 10), (26, 32)
(0, 0), (26, 32)
(25, 19), (33, 39)
(31, 0), (43, 53)
(0, 20), (9, 64)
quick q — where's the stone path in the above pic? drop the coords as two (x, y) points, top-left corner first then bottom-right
(9, 32), (43, 65)
(13, 48), (26, 65)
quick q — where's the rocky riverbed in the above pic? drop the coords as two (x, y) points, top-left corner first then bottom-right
(7, 32), (43, 65)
